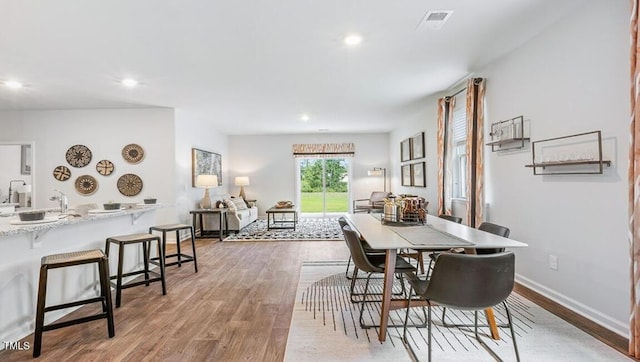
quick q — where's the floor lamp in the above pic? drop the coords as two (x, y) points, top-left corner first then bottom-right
(196, 174), (218, 209)
(367, 167), (387, 193)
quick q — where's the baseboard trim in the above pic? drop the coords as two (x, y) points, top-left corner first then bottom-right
(514, 283), (631, 359)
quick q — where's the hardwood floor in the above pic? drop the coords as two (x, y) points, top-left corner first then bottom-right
(0, 240), (630, 361)
(0, 239), (349, 361)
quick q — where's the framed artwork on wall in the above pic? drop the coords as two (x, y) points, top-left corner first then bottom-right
(410, 132), (425, 160)
(401, 164), (412, 186)
(411, 162), (426, 187)
(401, 139), (411, 162)
(192, 148), (222, 187)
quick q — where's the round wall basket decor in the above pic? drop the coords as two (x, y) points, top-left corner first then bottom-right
(53, 165), (71, 181)
(66, 144), (92, 168)
(122, 144), (144, 164)
(96, 159), (115, 176)
(117, 173), (143, 196)
(75, 175), (98, 195)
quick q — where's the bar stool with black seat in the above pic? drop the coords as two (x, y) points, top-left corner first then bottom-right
(105, 233), (167, 308)
(149, 224), (198, 273)
(33, 249), (114, 358)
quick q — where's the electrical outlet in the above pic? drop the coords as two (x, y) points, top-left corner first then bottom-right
(549, 255), (558, 270)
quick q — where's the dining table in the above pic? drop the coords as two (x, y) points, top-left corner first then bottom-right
(345, 213), (528, 342)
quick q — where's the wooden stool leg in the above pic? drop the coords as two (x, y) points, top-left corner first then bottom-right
(173, 230), (182, 267)
(156, 238), (167, 295)
(116, 242), (125, 308)
(189, 227), (198, 273)
(33, 265), (48, 358)
(98, 258), (115, 337)
(142, 240), (150, 286)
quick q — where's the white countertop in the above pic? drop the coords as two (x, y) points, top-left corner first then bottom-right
(0, 204), (162, 237)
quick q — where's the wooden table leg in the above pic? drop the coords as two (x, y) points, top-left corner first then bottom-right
(378, 248), (397, 342)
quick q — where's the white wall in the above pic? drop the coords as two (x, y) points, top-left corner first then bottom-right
(389, 97), (442, 215)
(228, 133), (389, 214)
(391, 1), (629, 337)
(0, 108), (177, 223)
(174, 110), (229, 225)
(480, 0), (629, 336)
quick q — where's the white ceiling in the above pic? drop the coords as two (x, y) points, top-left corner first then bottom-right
(0, 0), (584, 135)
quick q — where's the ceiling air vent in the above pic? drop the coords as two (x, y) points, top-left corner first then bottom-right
(417, 10), (453, 30)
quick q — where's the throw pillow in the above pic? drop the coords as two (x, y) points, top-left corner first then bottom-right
(232, 198), (248, 210)
(224, 199), (236, 213)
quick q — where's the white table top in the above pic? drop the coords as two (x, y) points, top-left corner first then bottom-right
(345, 213), (528, 250)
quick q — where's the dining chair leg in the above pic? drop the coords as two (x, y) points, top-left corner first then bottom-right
(401, 286), (418, 361)
(472, 304), (520, 362)
(345, 256), (353, 279)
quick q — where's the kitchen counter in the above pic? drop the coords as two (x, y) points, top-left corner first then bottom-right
(0, 205), (162, 247)
(0, 204), (163, 345)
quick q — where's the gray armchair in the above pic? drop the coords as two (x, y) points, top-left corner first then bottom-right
(352, 191), (390, 213)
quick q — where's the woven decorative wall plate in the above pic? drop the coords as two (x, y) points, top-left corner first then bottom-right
(75, 175), (98, 195)
(96, 159), (115, 176)
(122, 144), (144, 164)
(53, 165), (71, 181)
(117, 173), (143, 196)
(66, 144), (92, 167)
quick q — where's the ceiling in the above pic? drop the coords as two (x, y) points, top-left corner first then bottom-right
(0, 0), (584, 135)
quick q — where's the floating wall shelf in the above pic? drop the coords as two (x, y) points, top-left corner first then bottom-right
(525, 130), (611, 175)
(486, 115), (529, 152)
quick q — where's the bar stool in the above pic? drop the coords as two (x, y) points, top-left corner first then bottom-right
(33, 249), (114, 358)
(104, 233), (166, 308)
(149, 224), (198, 272)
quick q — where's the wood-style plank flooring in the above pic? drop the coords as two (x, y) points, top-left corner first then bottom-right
(0, 239), (349, 361)
(0, 238), (629, 360)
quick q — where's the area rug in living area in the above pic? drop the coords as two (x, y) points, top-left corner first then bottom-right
(284, 261), (629, 361)
(223, 217), (343, 241)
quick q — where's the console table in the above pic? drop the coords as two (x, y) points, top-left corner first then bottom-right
(265, 206), (299, 230)
(190, 209), (227, 241)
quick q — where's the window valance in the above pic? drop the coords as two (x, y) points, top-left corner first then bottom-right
(292, 143), (355, 158)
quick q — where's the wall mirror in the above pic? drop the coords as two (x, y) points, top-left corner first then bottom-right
(0, 141), (35, 210)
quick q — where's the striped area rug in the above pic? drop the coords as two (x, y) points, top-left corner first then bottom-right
(285, 261), (629, 361)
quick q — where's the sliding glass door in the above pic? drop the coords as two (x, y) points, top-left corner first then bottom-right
(297, 158), (349, 216)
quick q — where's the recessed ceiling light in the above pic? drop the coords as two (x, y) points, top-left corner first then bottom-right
(5, 80), (23, 89)
(121, 78), (139, 87)
(344, 33), (363, 46)
(300, 114), (310, 122)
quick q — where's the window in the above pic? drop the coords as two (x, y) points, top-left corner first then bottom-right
(451, 90), (467, 199)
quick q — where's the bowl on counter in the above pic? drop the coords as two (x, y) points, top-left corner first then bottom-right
(103, 203), (121, 210)
(18, 210), (46, 221)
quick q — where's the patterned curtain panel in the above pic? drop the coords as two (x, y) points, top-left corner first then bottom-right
(292, 143), (355, 158)
(630, 0), (640, 356)
(464, 78), (485, 227)
(437, 97), (456, 216)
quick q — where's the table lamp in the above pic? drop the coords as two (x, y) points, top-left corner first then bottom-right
(196, 174), (218, 209)
(235, 176), (250, 200)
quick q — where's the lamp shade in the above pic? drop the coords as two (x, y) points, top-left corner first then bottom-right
(234, 176), (250, 186)
(367, 169), (384, 176)
(196, 174), (218, 188)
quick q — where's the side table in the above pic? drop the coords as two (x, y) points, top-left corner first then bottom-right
(190, 209), (228, 241)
